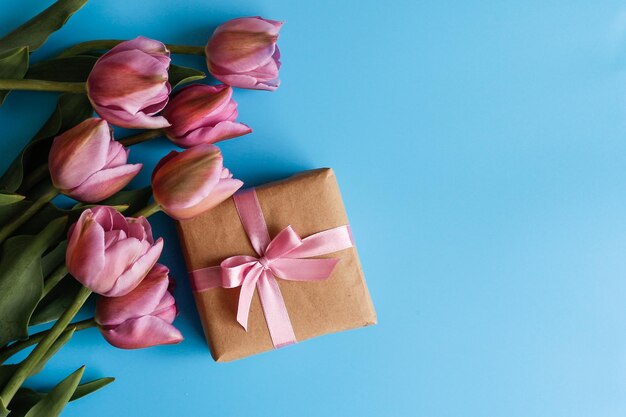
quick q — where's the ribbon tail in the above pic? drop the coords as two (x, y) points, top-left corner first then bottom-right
(256, 270), (297, 348)
(236, 266), (262, 331)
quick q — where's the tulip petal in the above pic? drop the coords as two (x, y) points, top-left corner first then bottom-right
(153, 295), (177, 323)
(96, 264), (170, 326)
(128, 216), (154, 244)
(67, 163), (142, 203)
(104, 237), (164, 296)
(177, 121), (251, 147)
(94, 105), (171, 129)
(105, 141), (129, 167)
(49, 119), (110, 190)
(163, 84), (232, 138)
(107, 36), (170, 62)
(66, 211), (107, 292)
(165, 177), (243, 220)
(99, 315), (183, 349)
(212, 71), (279, 91)
(208, 32), (277, 74)
(152, 145), (223, 211)
(88, 50), (170, 115)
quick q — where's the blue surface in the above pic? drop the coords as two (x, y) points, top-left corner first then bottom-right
(2, 0), (626, 415)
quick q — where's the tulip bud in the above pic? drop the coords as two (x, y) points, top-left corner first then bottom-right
(49, 118), (142, 203)
(66, 206), (164, 297)
(87, 36), (171, 129)
(162, 84), (251, 148)
(205, 17), (283, 91)
(95, 264), (183, 349)
(152, 144), (243, 220)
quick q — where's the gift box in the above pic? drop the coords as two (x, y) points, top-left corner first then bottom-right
(177, 168), (377, 361)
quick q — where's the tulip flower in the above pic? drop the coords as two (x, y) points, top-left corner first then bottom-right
(95, 264), (183, 349)
(205, 17), (283, 91)
(161, 84), (251, 148)
(87, 36), (171, 129)
(66, 206), (164, 297)
(49, 118), (142, 203)
(152, 144), (243, 220)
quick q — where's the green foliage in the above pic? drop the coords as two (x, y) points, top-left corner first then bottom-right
(22, 366), (84, 417)
(0, 218), (66, 346)
(0, 47), (29, 105)
(7, 377), (113, 417)
(0, 0), (88, 53)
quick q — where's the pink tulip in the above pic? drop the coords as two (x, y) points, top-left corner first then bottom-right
(206, 17), (283, 91)
(87, 36), (171, 129)
(152, 144), (243, 220)
(66, 206), (164, 297)
(49, 118), (142, 203)
(95, 264), (183, 349)
(162, 84), (251, 148)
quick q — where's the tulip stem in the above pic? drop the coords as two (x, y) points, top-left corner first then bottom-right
(0, 286), (92, 405)
(118, 129), (164, 146)
(133, 201), (161, 218)
(42, 264), (68, 297)
(0, 79), (86, 93)
(56, 40), (206, 58)
(0, 186), (59, 245)
(0, 318), (96, 365)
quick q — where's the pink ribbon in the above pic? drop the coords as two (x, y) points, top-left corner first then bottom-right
(190, 189), (354, 348)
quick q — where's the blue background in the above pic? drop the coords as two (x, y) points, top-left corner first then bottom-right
(2, 0), (626, 416)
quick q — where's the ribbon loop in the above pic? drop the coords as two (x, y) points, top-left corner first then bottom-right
(190, 188), (354, 349)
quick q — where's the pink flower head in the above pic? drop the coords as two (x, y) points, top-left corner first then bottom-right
(95, 264), (183, 349)
(206, 17), (283, 91)
(66, 206), (164, 297)
(49, 118), (142, 203)
(87, 36), (171, 129)
(152, 144), (243, 220)
(162, 84), (251, 148)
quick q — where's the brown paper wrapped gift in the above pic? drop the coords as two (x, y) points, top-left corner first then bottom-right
(177, 168), (377, 361)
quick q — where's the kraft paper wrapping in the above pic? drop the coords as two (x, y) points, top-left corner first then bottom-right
(177, 168), (377, 361)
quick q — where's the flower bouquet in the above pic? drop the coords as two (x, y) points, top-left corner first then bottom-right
(0, 0), (282, 414)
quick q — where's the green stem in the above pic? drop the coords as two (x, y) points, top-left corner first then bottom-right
(42, 264), (68, 297)
(0, 186), (59, 244)
(0, 286), (91, 405)
(133, 201), (161, 218)
(57, 40), (206, 58)
(0, 79), (86, 93)
(118, 129), (164, 146)
(0, 318), (96, 365)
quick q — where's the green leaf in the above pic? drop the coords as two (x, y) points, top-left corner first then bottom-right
(70, 377), (114, 401)
(8, 377), (113, 417)
(0, 193), (25, 206)
(0, 47), (29, 105)
(0, 217), (67, 345)
(26, 55), (96, 82)
(0, 0), (88, 53)
(23, 366), (84, 417)
(29, 278), (81, 327)
(169, 64), (206, 88)
(41, 241), (67, 278)
(0, 94), (92, 193)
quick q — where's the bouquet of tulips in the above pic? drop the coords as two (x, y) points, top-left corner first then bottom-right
(0, 1), (282, 415)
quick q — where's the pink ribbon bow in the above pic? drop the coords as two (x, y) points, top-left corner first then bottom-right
(190, 189), (354, 348)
